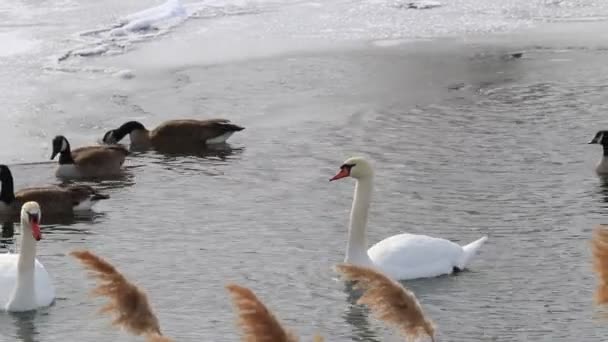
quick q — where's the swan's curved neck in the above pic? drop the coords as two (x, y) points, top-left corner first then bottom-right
(9, 221), (37, 306)
(345, 177), (374, 265)
(17, 223), (36, 272)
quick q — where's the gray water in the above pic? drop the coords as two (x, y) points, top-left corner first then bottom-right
(2, 0), (608, 341)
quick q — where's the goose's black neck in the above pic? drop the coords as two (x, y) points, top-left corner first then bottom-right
(58, 141), (75, 164)
(0, 167), (16, 204)
(603, 144), (608, 157)
(114, 121), (147, 141)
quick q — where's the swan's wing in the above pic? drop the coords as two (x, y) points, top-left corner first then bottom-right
(368, 233), (463, 280)
(34, 259), (56, 307)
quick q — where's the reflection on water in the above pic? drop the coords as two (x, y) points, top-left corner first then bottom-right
(341, 280), (381, 341)
(1, 221), (15, 251)
(10, 311), (40, 342)
(342, 303), (381, 342)
(597, 177), (608, 204)
(151, 143), (244, 161)
(139, 144), (245, 176)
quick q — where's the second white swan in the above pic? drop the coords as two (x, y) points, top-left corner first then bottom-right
(330, 156), (488, 280)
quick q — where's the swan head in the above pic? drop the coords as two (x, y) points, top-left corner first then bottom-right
(589, 131), (608, 145)
(50, 135), (70, 160)
(20, 201), (41, 241)
(330, 157), (374, 181)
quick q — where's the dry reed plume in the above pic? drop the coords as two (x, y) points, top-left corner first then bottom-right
(226, 283), (299, 342)
(335, 263), (435, 342)
(592, 225), (608, 304)
(70, 250), (173, 342)
(226, 284), (325, 342)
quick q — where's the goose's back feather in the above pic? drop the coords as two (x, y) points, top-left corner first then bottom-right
(150, 119), (244, 145)
(15, 187), (76, 214)
(68, 145), (127, 176)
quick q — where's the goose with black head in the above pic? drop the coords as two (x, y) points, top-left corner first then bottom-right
(50, 135), (128, 179)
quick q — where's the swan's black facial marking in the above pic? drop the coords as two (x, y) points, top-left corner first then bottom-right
(27, 212), (39, 224)
(341, 163), (356, 171)
(330, 163), (357, 181)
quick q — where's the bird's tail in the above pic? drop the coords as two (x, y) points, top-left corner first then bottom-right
(460, 235), (488, 269)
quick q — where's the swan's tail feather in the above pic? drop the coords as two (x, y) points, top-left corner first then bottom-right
(226, 283), (299, 342)
(592, 226), (608, 304)
(335, 263), (435, 342)
(460, 235), (488, 269)
(70, 250), (171, 341)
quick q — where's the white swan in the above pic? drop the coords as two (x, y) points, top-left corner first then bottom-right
(330, 157), (488, 280)
(0, 201), (55, 312)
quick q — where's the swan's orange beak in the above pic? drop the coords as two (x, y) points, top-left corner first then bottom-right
(330, 168), (350, 181)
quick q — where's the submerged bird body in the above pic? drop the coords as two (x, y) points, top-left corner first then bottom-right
(0, 164), (109, 216)
(330, 156), (488, 280)
(102, 119), (244, 150)
(51, 136), (128, 178)
(0, 202), (55, 312)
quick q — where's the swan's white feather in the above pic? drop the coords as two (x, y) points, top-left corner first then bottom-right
(368, 234), (463, 280)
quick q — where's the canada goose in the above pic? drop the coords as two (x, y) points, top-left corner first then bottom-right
(0, 165), (109, 216)
(589, 130), (608, 175)
(50, 135), (128, 178)
(101, 119), (244, 150)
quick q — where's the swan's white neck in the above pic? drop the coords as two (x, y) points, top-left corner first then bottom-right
(345, 177), (374, 266)
(7, 221), (37, 309)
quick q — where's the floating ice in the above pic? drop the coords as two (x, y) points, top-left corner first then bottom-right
(57, 0), (189, 62)
(111, 0), (187, 36)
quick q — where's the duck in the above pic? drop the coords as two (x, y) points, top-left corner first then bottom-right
(589, 130), (608, 175)
(101, 119), (244, 150)
(50, 135), (128, 178)
(0, 164), (109, 217)
(330, 156), (488, 280)
(0, 201), (55, 312)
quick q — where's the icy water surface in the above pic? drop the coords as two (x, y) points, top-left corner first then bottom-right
(2, 0), (608, 341)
